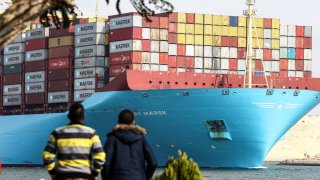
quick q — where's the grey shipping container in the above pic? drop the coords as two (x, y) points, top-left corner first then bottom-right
(74, 90), (95, 102)
(25, 82), (45, 94)
(26, 49), (48, 61)
(11, 33), (26, 43)
(74, 67), (105, 79)
(75, 57), (105, 68)
(3, 95), (22, 106)
(25, 71), (46, 83)
(74, 78), (96, 90)
(4, 53), (25, 65)
(48, 91), (69, 103)
(75, 22), (106, 36)
(26, 28), (49, 40)
(4, 43), (25, 55)
(75, 45), (105, 58)
(4, 64), (22, 75)
(3, 84), (22, 95)
(75, 33), (106, 47)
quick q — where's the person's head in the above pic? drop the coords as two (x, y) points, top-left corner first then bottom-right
(68, 103), (85, 124)
(118, 109), (135, 125)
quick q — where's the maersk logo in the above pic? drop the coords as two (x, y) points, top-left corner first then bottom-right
(114, 19), (130, 26)
(8, 46), (19, 51)
(78, 70), (94, 76)
(79, 81), (94, 86)
(30, 52), (43, 57)
(134, 111), (168, 116)
(51, 94), (66, 100)
(28, 74), (43, 80)
(28, 85), (42, 90)
(80, 25), (94, 31)
(78, 92), (93, 98)
(79, 49), (93, 55)
(116, 43), (130, 49)
(30, 30), (42, 36)
(79, 37), (94, 43)
(7, 98), (19, 102)
(7, 56), (19, 62)
(7, 87), (19, 92)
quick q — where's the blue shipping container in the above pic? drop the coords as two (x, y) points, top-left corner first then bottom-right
(288, 48), (296, 59)
(255, 72), (264, 76)
(229, 16), (238, 27)
(280, 48), (288, 59)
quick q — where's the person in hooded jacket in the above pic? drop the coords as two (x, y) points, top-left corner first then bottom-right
(102, 109), (158, 180)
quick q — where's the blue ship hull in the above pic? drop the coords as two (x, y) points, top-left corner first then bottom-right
(0, 88), (319, 168)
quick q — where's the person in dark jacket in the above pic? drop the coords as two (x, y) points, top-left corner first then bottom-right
(102, 109), (157, 180)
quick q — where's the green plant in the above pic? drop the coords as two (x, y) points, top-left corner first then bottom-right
(153, 150), (206, 180)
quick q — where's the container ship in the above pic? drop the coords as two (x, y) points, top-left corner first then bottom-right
(1, 0), (320, 168)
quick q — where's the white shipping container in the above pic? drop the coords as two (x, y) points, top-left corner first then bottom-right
(271, 61), (280, 72)
(280, 36), (288, 47)
(151, 64), (160, 71)
(304, 60), (312, 71)
(304, 26), (312, 37)
(4, 43), (25, 55)
(221, 47), (229, 58)
(75, 33), (105, 47)
(280, 25), (288, 36)
(25, 82), (45, 94)
(4, 53), (24, 65)
(264, 29), (272, 39)
(287, 25), (296, 37)
(26, 49), (48, 61)
(75, 22), (106, 35)
(26, 28), (49, 40)
(25, 71), (45, 83)
(213, 70), (221, 74)
(75, 45), (105, 58)
(203, 69), (213, 73)
(220, 70), (229, 74)
(142, 28), (150, 39)
(204, 58), (212, 69)
(213, 58), (221, 69)
(254, 49), (263, 60)
(150, 41), (159, 52)
(272, 50), (280, 60)
(195, 46), (204, 57)
(296, 71), (304, 78)
(110, 15), (142, 30)
(194, 69), (203, 73)
(177, 68), (186, 72)
(3, 95), (22, 106)
(160, 29), (168, 40)
(160, 41), (168, 52)
(48, 91), (69, 103)
(221, 59), (229, 70)
(288, 71), (296, 77)
(287, 37), (296, 48)
(141, 64), (150, 71)
(3, 84), (22, 95)
(213, 47), (221, 58)
(75, 57), (105, 68)
(75, 67), (105, 79)
(141, 52), (151, 63)
(238, 59), (246, 71)
(304, 49), (312, 60)
(74, 78), (96, 90)
(264, 39), (271, 49)
(186, 45), (194, 56)
(11, 33), (26, 43)
(263, 61), (271, 72)
(74, 90), (95, 102)
(151, 53), (159, 64)
(160, 65), (168, 71)
(194, 57), (203, 69)
(229, 48), (237, 58)
(109, 40), (141, 53)
(288, 60), (296, 71)
(168, 44), (177, 56)
(238, 71), (245, 75)
(204, 46), (213, 57)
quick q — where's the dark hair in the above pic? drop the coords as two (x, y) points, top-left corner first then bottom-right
(118, 109), (134, 125)
(68, 103), (85, 123)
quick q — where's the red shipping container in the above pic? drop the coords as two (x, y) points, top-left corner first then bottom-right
(279, 71), (288, 77)
(304, 71), (312, 78)
(229, 59), (238, 71)
(169, 12), (178, 23)
(229, 37), (238, 47)
(160, 17), (169, 29)
(238, 48), (246, 59)
(303, 38), (312, 49)
(73, 18), (89, 25)
(3, 74), (23, 85)
(296, 37), (304, 48)
(168, 56), (177, 67)
(168, 33), (177, 43)
(255, 60), (263, 71)
(185, 57), (194, 69)
(25, 93), (46, 105)
(176, 56), (186, 67)
(271, 73), (279, 77)
(296, 26), (304, 37)
(49, 46), (74, 59)
(48, 69), (72, 81)
(264, 18), (272, 28)
(109, 52), (142, 65)
(221, 37), (229, 47)
(48, 57), (73, 70)
(295, 60), (304, 71)
(142, 17), (151, 28)
(26, 38), (49, 51)
(49, 27), (75, 37)
(150, 16), (160, 28)
(169, 23), (177, 33)
(25, 60), (48, 72)
(141, 40), (151, 51)
(109, 27), (142, 42)
(177, 45), (186, 56)
(186, 13), (195, 24)
(296, 49), (304, 60)
(264, 49), (272, 60)
(48, 80), (70, 92)
(280, 59), (288, 70)
(160, 53), (168, 64)
(169, 68), (177, 72)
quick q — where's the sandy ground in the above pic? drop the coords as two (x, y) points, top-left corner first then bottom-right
(266, 115), (320, 161)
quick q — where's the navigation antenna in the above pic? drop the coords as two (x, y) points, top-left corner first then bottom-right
(243, 0), (269, 88)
